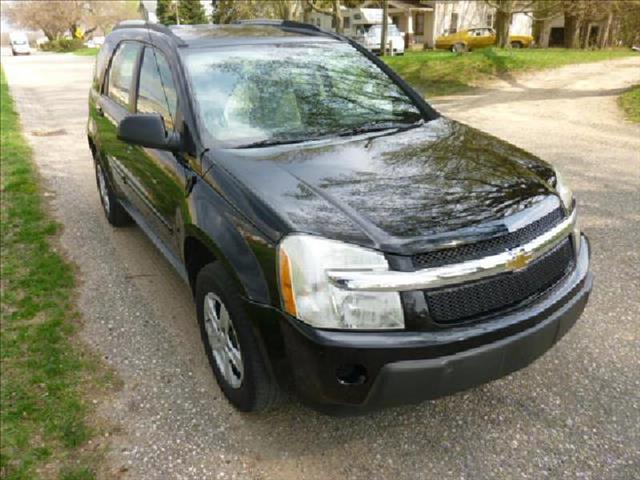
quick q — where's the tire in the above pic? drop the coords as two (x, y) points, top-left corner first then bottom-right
(452, 43), (466, 53)
(93, 155), (131, 227)
(511, 41), (523, 49)
(196, 262), (282, 412)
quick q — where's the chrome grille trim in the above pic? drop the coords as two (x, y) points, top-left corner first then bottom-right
(327, 209), (577, 292)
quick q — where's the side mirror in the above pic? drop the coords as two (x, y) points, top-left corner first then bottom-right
(117, 113), (181, 152)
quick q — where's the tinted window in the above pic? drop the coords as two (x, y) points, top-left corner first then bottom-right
(182, 42), (422, 147)
(107, 42), (141, 108)
(137, 48), (178, 130)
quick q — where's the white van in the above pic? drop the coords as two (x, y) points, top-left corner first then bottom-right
(9, 32), (31, 56)
(343, 8), (405, 55)
(359, 23), (405, 55)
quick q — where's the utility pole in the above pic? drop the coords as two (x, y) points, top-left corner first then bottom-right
(175, 0), (180, 25)
(381, 0), (389, 56)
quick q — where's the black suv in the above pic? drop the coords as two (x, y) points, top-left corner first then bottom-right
(87, 20), (592, 413)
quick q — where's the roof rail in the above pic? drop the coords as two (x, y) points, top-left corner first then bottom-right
(113, 20), (185, 45)
(232, 19), (342, 41)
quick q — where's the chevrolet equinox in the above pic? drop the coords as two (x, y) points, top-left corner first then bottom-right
(87, 20), (593, 413)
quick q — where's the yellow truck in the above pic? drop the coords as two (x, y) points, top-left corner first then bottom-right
(435, 27), (533, 52)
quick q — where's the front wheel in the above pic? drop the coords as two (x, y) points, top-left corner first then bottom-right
(196, 262), (282, 412)
(451, 43), (466, 53)
(511, 41), (523, 49)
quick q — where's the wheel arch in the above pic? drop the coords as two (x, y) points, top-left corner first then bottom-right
(182, 219), (272, 306)
(184, 233), (217, 295)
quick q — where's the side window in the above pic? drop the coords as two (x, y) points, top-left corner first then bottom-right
(107, 42), (141, 109)
(137, 47), (178, 131)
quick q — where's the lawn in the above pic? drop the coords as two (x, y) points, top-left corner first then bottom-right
(0, 69), (113, 479)
(384, 48), (637, 97)
(618, 84), (640, 123)
(72, 48), (99, 57)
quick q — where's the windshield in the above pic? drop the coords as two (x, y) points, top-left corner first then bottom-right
(367, 25), (400, 36)
(182, 42), (422, 147)
(12, 39), (27, 45)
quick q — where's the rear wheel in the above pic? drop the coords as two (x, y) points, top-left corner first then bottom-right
(511, 41), (523, 49)
(451, 43), (466, 53)
(93, 156), (130, 227)
(196, 262), (282, 412)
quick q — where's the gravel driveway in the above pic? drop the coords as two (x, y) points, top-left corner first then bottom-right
(3, 50), (639, 480)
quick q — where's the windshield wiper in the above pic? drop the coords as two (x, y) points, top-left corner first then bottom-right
(235, 137), (309, 149)
(235, 120), (425, 149)
(336, 119), (424, 137)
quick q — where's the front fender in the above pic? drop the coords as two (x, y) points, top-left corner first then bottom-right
(184, 180), (273, 305)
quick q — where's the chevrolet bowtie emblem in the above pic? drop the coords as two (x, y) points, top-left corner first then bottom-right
(507, 250), (533, 271)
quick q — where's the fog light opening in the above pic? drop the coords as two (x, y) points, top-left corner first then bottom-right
(336, 364), (367, 386)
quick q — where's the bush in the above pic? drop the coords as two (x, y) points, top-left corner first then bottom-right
(40, 38), (85, 52)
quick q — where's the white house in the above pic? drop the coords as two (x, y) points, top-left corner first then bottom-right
(312, 0), (533, 49)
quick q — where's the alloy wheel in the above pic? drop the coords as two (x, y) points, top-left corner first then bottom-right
(96, 163), (110, 214)
(203, 292), (244, 389)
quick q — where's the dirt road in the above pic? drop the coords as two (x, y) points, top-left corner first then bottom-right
(3, 51), (639, 480)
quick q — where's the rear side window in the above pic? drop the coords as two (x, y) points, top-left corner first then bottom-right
(107, 42), (141, 109)
(136, 47), (178, 130)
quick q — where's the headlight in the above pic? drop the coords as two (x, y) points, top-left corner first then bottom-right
(553, 169), (574, 211)
(554, 170), (581, 255)
(278, 235), (404, 330)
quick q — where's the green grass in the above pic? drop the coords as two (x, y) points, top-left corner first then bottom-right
(618, 84), (640, 123)
(0, 69), (114, 479)
(71, 48), (99, 57)
(384, 47), (636, 97)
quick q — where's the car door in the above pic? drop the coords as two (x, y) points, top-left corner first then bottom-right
(467, 29), (482, 49)
(486, 28), (498, 47)
(98, 41), (143, 202)
(127, 45), (186, 255)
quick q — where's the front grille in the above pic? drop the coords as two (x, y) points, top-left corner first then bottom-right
(412, 207), (564, 269)
(425, 238), (574, 324)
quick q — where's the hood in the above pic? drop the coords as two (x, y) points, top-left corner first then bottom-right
(209, 117), (558, 255)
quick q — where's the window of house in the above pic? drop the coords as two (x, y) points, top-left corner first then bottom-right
(414, 13), (424, 35)
(344, 16), (351, 29)
(107, 42), (141, 109)
(486, 13), (494, 27)
(136, 47), (178, 131)
(449, 12), (459, 33)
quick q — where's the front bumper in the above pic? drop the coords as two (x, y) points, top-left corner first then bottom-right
(275, 235), (592, 412)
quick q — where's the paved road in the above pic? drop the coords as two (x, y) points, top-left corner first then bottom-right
(3, 50), (639, 480)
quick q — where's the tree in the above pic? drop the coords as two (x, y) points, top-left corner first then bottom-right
(269, 0), (303, 21)
(306, 0), (343, 33)
(157, 0), (178, 24)
(532, 0), (640, 49)
(179, 0), (208, 24)
(617, 0), (640, 46)
(380, 0), (389, 55)
(6, 0), (85, 40)
(85, 0), (140, 36)
(484, 1), (536, 48)
(211, 0), (273, 23)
